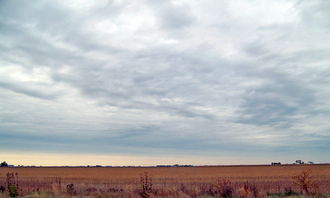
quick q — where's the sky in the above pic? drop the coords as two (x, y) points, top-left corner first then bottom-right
(0, 0), (329, 166)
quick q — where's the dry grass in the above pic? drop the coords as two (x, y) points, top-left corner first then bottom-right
(0, 164), (329, 197)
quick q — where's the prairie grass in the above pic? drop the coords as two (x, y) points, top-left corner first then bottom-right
(0, 164), (329, 198)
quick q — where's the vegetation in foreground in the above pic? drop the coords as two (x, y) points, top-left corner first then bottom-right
(0, 165), (330, 198)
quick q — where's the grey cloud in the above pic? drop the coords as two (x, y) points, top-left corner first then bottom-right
(235, 62), (317, 127)
(0, 0), (329, 162)
(0, 81), (56, 100)
(243, 41), (269, 57)
(0, 1), (122, 66)
(49, 44), (227, 120)
(148, 0), (195, 29)
(298, 0), (330, 28)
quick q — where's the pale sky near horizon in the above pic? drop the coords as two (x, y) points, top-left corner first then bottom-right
(0, 0), (329, 166)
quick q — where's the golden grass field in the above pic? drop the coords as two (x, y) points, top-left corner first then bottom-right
(2, 164), (330, 179)
(0, 164), (330, 197)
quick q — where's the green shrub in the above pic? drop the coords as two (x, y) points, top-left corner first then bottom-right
(8, 184), (18, 198)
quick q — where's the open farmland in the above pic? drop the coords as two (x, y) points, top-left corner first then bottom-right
(0, 164), (330, 197)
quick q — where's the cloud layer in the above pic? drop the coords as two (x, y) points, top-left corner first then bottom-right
(0, 0), (329, 164)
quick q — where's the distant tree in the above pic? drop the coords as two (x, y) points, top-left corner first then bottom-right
(0, 161), (8, 167)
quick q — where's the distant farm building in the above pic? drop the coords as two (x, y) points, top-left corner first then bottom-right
(295, 160), (304, 164)
(271, 162), (281, 165)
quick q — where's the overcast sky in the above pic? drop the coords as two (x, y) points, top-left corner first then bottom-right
(0, 0), (329, 166)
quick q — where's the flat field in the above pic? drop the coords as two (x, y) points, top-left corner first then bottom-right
(0, 164), (330, 197)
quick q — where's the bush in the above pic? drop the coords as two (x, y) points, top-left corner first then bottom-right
(210, 178), (234, 198)
(66, 184), (76, 196)
(6, 172), (19, 198)
(139, 172), (152, 198)
(238, 182), (259, 198)
(0, 161), (8, 167)
(0, 185), (5, 193)
(8, 184), (18, 198)
(292, 170), (318, 195)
